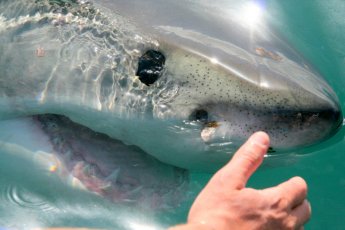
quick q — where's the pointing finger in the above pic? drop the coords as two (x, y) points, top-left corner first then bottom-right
(217, 131), (270, 190)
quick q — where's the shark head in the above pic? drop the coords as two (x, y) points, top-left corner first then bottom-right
(153, 43), (342, 148)
(0, 0), (342, 172)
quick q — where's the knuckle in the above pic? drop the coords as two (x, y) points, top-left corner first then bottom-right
(241, 146), (262, 165)
(264, 209), (289, 229)
(248, 139), (268, 154)
(284, 218), (297, 230)
(271, 196), (290, 210)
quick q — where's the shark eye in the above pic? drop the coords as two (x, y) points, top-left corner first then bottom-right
(136, 50), (165, 86)
(190, 109), (209, 122)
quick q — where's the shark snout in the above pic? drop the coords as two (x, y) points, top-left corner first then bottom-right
(197, 98), (342, 151)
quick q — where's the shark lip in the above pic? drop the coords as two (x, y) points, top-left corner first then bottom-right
(199, 105), (343, 150)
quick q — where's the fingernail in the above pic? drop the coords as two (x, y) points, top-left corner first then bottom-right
(306, 200), (312, 215)
(250, 131), (270, 148)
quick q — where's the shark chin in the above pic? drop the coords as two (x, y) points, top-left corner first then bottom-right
(0, 0), (342, 175)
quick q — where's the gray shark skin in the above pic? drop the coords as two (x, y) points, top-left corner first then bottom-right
(0, 0), (342, 172)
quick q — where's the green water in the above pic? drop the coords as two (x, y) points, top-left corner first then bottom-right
(183, 1), (345, 229)
(246, 1), (345, 229)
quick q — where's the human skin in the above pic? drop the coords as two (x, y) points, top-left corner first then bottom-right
(170, 131), (311, 230)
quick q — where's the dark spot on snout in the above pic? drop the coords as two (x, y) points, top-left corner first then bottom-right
(318, 108), (343, 130)
(136, 50), (165, 86)
(319, 108), (341, 122)
(190, 109), (209, 123)
(267, 147), (276, 153)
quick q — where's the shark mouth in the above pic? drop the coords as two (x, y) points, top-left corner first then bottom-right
(26, 114), (189, 211)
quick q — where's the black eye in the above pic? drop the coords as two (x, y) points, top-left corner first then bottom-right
(190, 109), (208, 122)
(136, 50), (165, 86)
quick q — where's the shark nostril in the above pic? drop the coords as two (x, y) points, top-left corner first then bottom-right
(136, 50), (165, 86)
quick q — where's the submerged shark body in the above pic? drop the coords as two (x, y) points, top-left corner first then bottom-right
(0, 0), (342, 181)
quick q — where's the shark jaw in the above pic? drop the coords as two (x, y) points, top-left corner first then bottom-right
(0, 114), (189, 211)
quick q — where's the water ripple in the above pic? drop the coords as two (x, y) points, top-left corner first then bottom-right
(3, 184), (56, 212)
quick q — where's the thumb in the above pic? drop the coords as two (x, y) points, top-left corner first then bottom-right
(217, 131), (270, 190)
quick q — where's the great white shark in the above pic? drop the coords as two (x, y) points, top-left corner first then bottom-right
(0, 0), (342, 211)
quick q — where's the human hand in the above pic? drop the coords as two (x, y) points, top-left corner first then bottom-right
(170, 131), (311, 230)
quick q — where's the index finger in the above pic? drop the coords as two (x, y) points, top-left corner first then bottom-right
(217, 131), (270, 190)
